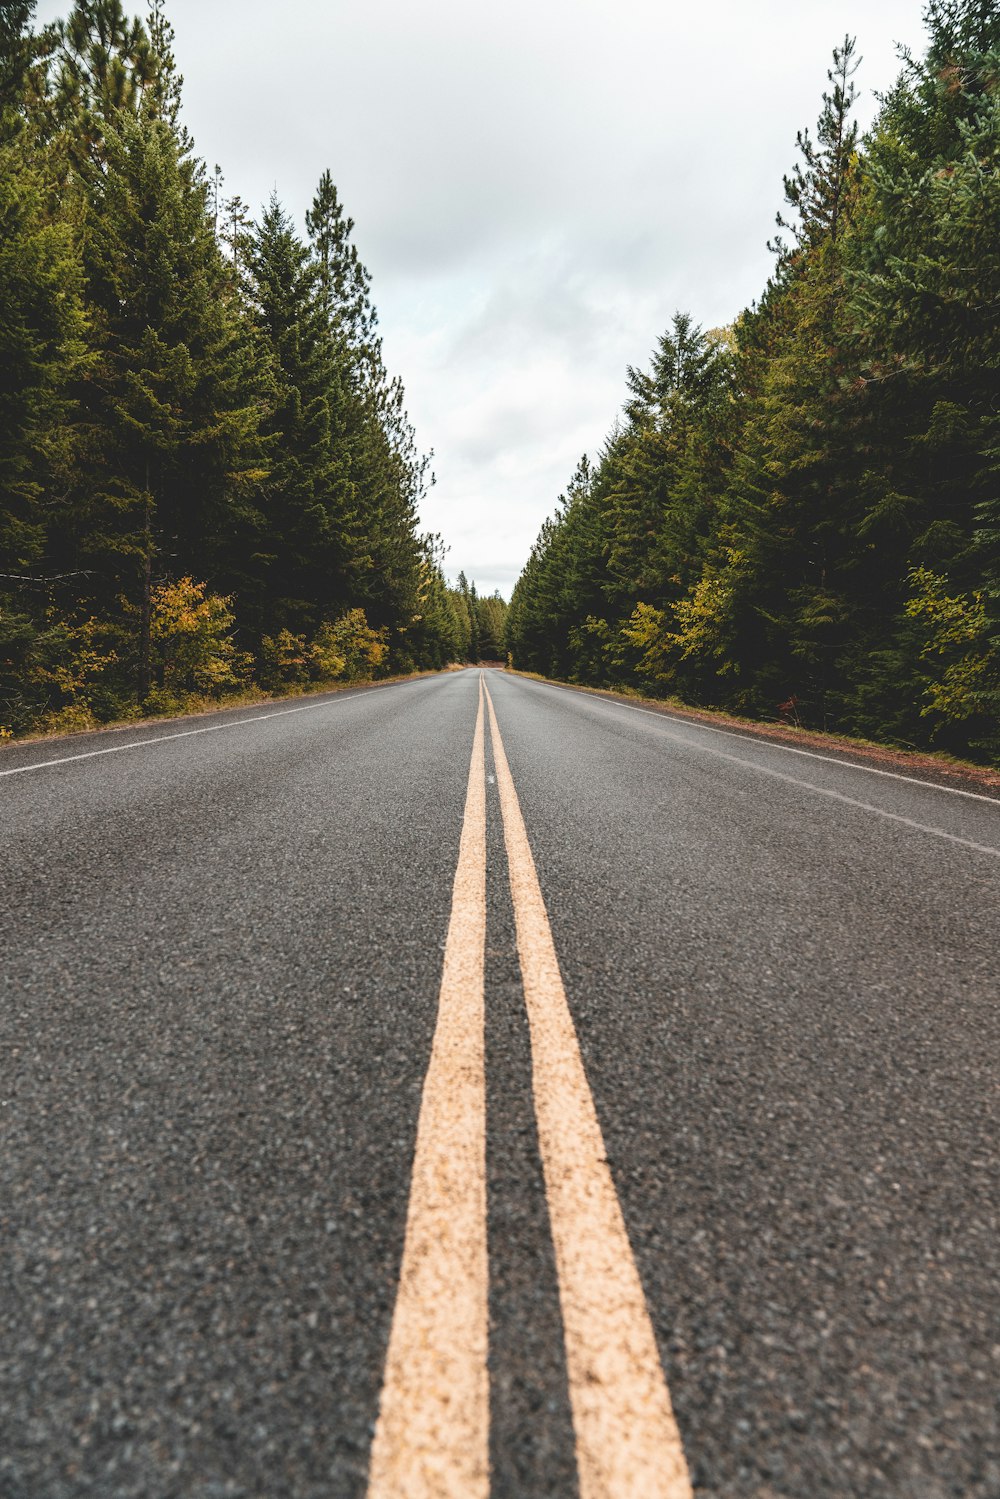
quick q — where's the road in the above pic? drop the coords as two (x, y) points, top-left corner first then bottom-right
(2, 667), (998, 1498)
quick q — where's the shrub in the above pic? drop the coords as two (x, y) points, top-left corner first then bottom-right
(149, 578), (247, 695)
(260, 628), (310, 687)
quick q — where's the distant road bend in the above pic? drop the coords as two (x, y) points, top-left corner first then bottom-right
(2, 668), (998, 1498)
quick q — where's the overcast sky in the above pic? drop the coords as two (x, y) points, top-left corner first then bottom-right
(38, 0), (927, 596)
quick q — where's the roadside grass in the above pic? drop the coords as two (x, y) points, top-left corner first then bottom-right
(503, 668), (1000, 796)
(0, 668), (452, 750)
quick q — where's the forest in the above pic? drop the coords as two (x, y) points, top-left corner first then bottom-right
(0, 0), (504, 739)
(507, 1), (1000, 764)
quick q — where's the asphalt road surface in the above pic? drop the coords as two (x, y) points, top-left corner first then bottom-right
(2, 667), (998, 1499)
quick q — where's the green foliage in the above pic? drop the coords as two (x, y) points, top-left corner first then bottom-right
(0, 0), (446, 738)
(75, 110), (260, 651)
(476, 592), (508, 660)
(259, 627), (310, 687)
(904, 566), (998, 743)
(439, 570), (509, 664)
(305, 168), (376, 347)
(774, 34), (860, 252)
(508, 5), (1000, 762)
(240, 194), (351, 638)
(0, 602), (119, 735)
(324, 607), (388, 680)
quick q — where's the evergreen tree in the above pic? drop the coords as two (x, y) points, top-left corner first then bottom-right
(0, 6), (89, 732)
(456, 571), (480, 661)
(842, 0), (1000, 743)
(144, 0), (182, 127)
(476, 592), (508, 661)
(305, 167), (430, 656)
(68, 109), (259, 696)
(50, 0), (155, 172)
(0, 0), (444, 736)
(608, 317), (731, 623)
(241, 195), (354, 642)
(508, 7), (1000, 761)
(306, 168), (376, 347)
(0, 2), (36, 129)
(773, 35), (861, 254)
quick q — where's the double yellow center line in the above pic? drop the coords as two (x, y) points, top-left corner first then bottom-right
(367, 676), (692, 1498)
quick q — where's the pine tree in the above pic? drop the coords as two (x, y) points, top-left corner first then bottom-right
(844, 0), (1000, 739)
(1, 0), (448, 733)
(0, 151), (85, 576)
(0, 4), (90, 732)
(241, 195), (353, 641)
(344, 350), (429, 647)
(305, 169), (376, 348)
(506, 5), (999, 758)
(625, 312), (728, 422)
(0, 1), (36, 131)
(68, 109), (259, 697)
(144, 0), (182, 127)
(603, 317), (731, 645)
(50, 0), (154, 172)
(773, 35), (860, 254)
(456, 571), (480, 661)
(304, 168), (429, 653)
(476, 591), (508, 661)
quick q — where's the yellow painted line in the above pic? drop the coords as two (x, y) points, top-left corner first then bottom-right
(484, 679), (693, 1499)
(367, 676), (489, 1499)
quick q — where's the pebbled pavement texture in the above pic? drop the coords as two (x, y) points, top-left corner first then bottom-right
(2, 667), (998, 1497)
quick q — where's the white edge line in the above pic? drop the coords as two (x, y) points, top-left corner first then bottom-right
(0, 677), (427, 779)
(491, 673), (999, 859)
(511, 674), (1000, 808)
(679, 738), (1000, 859)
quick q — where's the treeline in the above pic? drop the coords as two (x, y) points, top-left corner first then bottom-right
(451, 572), (508, 662)
(507, 1), (1000, 763)
(0, 0), (477, 738)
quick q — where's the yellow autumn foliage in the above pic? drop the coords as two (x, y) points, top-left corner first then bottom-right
(261, 609), (388, 687)
(905, 567), (994, 721)
(149, 577), (247, 693)
(621, 550), (746, 683)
